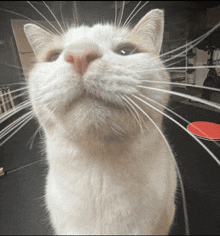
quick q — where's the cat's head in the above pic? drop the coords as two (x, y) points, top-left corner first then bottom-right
(24, 9), (170, 143)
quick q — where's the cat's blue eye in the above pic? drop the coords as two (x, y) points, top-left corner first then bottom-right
(116, 45), (138, 56)
(48, 52), (60, 62)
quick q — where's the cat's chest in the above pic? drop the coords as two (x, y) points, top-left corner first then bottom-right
(46, 160), (167, 235)
(46, 132), (173, 197)
(46, 139), (172, 202)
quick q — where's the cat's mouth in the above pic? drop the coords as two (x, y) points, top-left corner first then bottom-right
(69, 87), (125, 110)
(77, 92), (124, 110)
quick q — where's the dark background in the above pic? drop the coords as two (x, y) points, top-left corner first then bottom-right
(0, 1), (220, 235)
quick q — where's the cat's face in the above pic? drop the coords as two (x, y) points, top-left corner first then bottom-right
(24, 9), (170, 142)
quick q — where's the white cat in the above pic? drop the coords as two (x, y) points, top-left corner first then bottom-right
(24, 9), (177, 235)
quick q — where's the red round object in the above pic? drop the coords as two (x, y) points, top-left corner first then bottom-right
(187, 121), (220, 140)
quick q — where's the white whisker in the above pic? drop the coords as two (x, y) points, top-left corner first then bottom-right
(138, 85), (220, 110)
(8, 90), (29, 101)
(28, 126), (41, 150)
(60, 1), (66, 31)
(132, 94), (220, 166)
(0, 8), (55, 35)
(124, 1), (149, 27)
(137, 64), (220, 74)
(165, 58), (186, 68)
(27, 1), (62, 35)
(124, 95), (190, 235)
(159, 20), (220, 59)
(0, 90), (28, 111)
(27, 100), (56, 149)
(6, 159), (45, 175)
(0, 113), (34, 146)
(73, 1), (79, 25)
(159, 30), (220, 69)
(165, 65), (220, 71)
(0, 101), (32, 123)
(117, 1), (125, 27)
(139, 93), (220, 147)
(114, 1), (118, 26)
(43, 1), (65, 34)
(161, 28), (220, 67)
(141, 80), (220, 93)
(122, 96), (144, 133)
(1, 87), (28, 96)
(115, 94), (128, 114)
(0, 110), (33, 139)
(0, 62), (23, 69)
(0, 82), (27, 87)
(110, 125), (125, 136)
(123, 1), (141, 27)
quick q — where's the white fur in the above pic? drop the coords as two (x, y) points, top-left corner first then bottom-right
(25, 9), (177, 235)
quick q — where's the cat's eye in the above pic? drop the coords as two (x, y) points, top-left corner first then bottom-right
(116, 45), (138, 56)
(48, 52), (60, 62)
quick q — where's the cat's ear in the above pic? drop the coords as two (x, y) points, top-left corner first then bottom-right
(24, 24), (52, 59)
(131, 9), (164, 55)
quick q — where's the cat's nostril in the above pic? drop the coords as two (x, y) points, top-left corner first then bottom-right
(66, 54), (74, 64)
(86, 54), (98, 64)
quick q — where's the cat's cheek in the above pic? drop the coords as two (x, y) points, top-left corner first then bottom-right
(28, 64), (83, 111)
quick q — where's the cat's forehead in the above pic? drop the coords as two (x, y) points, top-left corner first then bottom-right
(63, 24), (130, 48)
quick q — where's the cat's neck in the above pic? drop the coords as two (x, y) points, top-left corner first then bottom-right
(45, 127), (176, 210)
(45, 125), (165, 168)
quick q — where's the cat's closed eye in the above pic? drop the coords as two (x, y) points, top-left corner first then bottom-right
(47, 52), (61, 62)
(115, 45), (139, 56)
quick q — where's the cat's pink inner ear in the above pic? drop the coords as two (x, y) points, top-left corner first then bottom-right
(130, 9), (164, 55)
(24, 24), (54, 59)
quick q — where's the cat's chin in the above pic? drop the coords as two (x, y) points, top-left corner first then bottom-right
(44, 95), (142, 143)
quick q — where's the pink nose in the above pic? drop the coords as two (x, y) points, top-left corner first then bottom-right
(64, 51), (98, 75)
